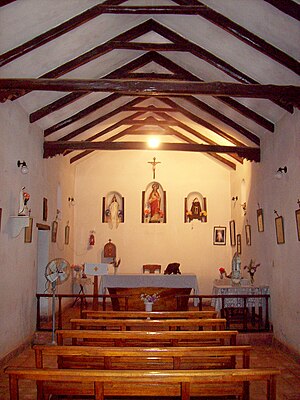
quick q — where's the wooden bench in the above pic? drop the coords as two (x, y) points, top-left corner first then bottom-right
(56, 329), (238, 347)
(5, 366), (280, 400)
(81, 310), (218, 319)
(70, 317), (227, 331)
(34, 344), (251, 370)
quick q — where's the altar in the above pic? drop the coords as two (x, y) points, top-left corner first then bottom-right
(211, 280), (270, 330)
(99, 274), (199, 311)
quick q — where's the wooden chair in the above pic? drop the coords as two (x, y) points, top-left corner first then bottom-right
(143, 264), (161, 274)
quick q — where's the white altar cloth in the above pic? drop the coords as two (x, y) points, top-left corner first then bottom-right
(99, 274), (199, 305)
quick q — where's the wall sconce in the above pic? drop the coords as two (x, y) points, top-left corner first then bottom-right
(68, 197), (75, 206)
(232, 196), (238, 202)
(275, 166), (287, 179)
(17, 160), (29, 174)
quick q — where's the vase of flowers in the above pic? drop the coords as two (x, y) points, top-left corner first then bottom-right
(218, 267), (226, 279)
(141, 293), (159, 311)
(244, 259), (260, 285)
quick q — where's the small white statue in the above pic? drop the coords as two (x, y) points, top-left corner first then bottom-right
(18, 187), (30, 216)
(231, 252), (241, 285)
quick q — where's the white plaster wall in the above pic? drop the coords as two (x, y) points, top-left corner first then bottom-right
(73, 150), (232, 295)
(230, 109), (300, 354)
(0, 101), (75, 359)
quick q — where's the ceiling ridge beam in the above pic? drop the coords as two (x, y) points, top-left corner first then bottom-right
(1, 78), (298, 103)
(44, 140), (260, 162)
(173, 0), (300, 75)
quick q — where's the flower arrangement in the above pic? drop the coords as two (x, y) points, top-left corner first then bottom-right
(244, 259), (260, 284)
(218, 267), (228, 279)
(141, 293), (159, 304)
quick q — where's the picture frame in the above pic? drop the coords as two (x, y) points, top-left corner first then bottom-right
(51, 220), (58, 243)
(24, 217), (33, 243)
(142, 181), (166, 223)
(237, 234), (242, 254)
(229, 220), (236, 246)
(296, 209), (300, 242)
(257, 208), (264, 232)
(43, 197), (48, 221)
(65, 223), (70, 245)
(245, 224), (251, 246)
(213, 226), (226, 245)
(275, 216), (285, 244)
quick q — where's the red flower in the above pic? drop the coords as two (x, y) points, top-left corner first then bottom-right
(219, 267), (226, 274)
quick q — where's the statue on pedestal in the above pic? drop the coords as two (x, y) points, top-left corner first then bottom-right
(231, 252), (241, 285)
(18, 187), (30, 216)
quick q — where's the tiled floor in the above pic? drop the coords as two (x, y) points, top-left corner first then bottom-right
(1, 304), (299, 399)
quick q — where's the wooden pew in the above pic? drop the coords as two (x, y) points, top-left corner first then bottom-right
(82, 310), (218, 319)
(5, 366), (280, 400)
(70, 317), (227, 331)
(57, 329), (238, 347)
(34, 344), (251, 370)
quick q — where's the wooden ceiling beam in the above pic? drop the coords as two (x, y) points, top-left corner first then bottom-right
(173, 0), (300, 75)
(1, 78), (297, 103)
(0, 0), (127, 67)
(263, 0), (300, 21)
(44, 140), (260, 162)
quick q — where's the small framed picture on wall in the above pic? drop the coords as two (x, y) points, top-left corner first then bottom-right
(237, 234), (242, 254)
(213, 226), (226, 245)
(296, 209), (300, 242)
(229, 220), (236, 246)
(245, 224), (251, 246)
(257, 208), (264, 232)
(275, 216), (285, 244)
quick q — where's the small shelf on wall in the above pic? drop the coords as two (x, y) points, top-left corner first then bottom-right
(10, 216), (30, 237)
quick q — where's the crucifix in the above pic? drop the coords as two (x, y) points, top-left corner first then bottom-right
(148, 157), (161, 179)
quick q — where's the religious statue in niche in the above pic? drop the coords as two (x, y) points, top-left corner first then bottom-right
(142, 181), (166, 223)
(102, 191), (124, 229)
(184, 191), (207, 222)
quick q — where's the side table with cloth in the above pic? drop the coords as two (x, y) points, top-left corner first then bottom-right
(211, 281), (270, 331)
(99, 274), (199, 311)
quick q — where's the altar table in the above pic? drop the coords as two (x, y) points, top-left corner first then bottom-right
(211, 281), (270, 331)
(99, 274), (199, 310)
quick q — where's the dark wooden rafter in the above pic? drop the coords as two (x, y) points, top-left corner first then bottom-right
(0, 1), (17, 6)
(0, 0), (127, 67)
(58, 97), (144, 142)
(263, 0), (300, 21)
(173, 0), (300, 75)
(1, 78), (298, 105)
(44, 140), (260, 162)
(39, 51), (264, 140)
(6, 18), (291, 120)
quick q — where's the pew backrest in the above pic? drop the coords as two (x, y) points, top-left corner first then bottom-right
(5, 367), (280, 400)
(70, 318), (226, 331)
(82, 310), (218, 319)
(56, 329), (238, 347)
(33, 344), (251, 370)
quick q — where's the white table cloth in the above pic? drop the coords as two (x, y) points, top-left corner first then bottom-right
(99, 274), (199, 305)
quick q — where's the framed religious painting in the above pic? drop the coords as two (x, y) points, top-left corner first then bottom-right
(275, 216), (285, 244)
(43, 197), (48, 221)
(51, 220), (58, 243)
(229, 220), (236, 246)
(213, 226), (226, 245)
(184, 192), (207, 223)
(65, 223), (70, 245)
(296, 209), (300, 242)
(24, 217), (33, 243)
(245, 224), (251, 246)
(257, 208), (264, 232)
(142, 181), (166, 223)
(102, 191), (124, 229)
(237, 234), (242, 254)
